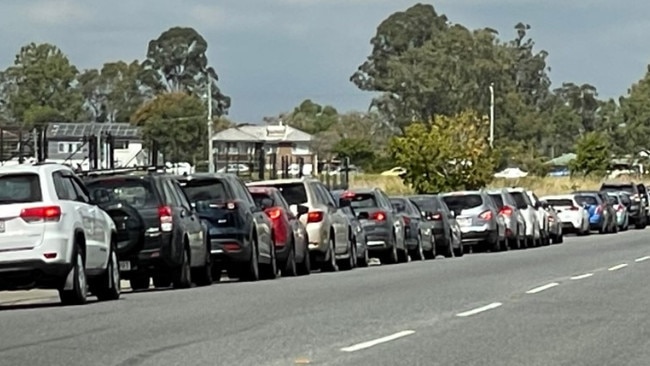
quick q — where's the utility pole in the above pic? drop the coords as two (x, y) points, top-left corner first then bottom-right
(207, 79), (215, 173)
(489, 82), (495, 148)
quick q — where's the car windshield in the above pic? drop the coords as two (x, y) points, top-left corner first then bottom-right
(390, 198), (409, 213)
(607, 194), (620, 204)
(344, 193), (378, 209)
(601, 184), (635, 194)
(250, 191), (276, 209)
(87, 178), (158, 209)
(0, 173), (42, 204)
(575, 195), (599, 206)
(409, 196), (439, 213)
(442, 194), (483, 212)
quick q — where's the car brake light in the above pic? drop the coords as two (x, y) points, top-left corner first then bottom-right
(431, 213), (442, 220)
(307, 211), (324, 223)
(371, 211), (386, 221)
(478, 210), (493, 220)
(402, 216), (411, 225)
(266, 207), (282, 220)
(158, 205), (173, 232)
(499, 205), (513, 217)
(570, 206), (579, 211)
(341, 191), (355, 199)
(20, 206), (61, 223)
(548, 216), (555, 222)
(617, 204), (625, 212)
(595, 206), (603, 214)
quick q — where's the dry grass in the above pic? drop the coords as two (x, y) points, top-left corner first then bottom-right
(348, 174), (646, 196)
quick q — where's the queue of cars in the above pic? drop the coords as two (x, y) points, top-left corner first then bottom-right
(0, 163), (648, 306)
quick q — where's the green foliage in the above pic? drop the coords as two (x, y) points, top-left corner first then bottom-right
(388, 111), (496, 193)
(284, 99), (339, 135)
(1, 43), (84, 126)
(332, 138), (376, 169)
(142, 26), (230, 117)
(131, 92), (206, 163)
(78, 61), (151, 122)
(569, 132), (610, 177)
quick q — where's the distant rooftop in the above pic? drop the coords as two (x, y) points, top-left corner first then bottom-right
(212, 122), (312, 144)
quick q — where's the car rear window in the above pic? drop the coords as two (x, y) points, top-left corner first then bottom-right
(509, 192), (531, 209)
(575, 195), (598, 206)
(179, 179), (228, 202)
(601, 184), (635, 194)
(87, 178), (158, 209)
(409, 196), (439, 212)
(268, 183), (308, 206)
(607, 195), (620, 204)
(0, 173), (42, 204)
(546, 199), (574, 207)
(442, 194), (483, 211)
(250, 191), (276, 208)
(488, 194), (504, 208)
(344, 193), (378, 209)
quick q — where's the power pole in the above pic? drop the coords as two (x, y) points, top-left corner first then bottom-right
(207, 79), (215, 173)
(489, 82), (495, 148)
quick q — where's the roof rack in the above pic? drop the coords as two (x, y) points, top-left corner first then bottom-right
(77, 165), (169, 178)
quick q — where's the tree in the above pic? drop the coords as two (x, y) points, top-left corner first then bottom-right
(569, 131), (610, 177)
(282, 99), (339, 135)
(131, 92), (206, 163)
(620, 65), (650, 153)
(0, 43), (84, 126)
(142, 27), (230, 117)
(78, 61), (151, 122)
(388, 110), (496, 193)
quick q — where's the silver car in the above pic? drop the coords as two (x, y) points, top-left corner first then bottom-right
(504, 187), (542, 246)
(441, 190), (507, 252)
(606, 192), (630, 231)
(487, 189), (528, 249)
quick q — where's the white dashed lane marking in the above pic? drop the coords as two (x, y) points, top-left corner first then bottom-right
(340, 330), (416, 352)
(570, 273), (594, 280)
(456, 302), (503, 317)
(525, 282), (560, 294)
(608, 264), (628, 271)
(635, 256), (650, 263)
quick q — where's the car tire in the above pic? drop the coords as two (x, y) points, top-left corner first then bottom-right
(59, 245), (88, 306)
(297, 240), (311, 276)
(260, 242), (279, 280)
(173, 247), (192, 289)
(192, 249), (214, 287)
(242, 238), (260, 282)
(453, 242), (464, 257)
(91, 248), (121, 301)
(152, 273), (172, 288)
(358, 244), (370, 267)
(410, 235), (425, 261)
(322, 236), (339, 272)
(130, 275), (150, 291)
(338, 236), (356, 271)
(282, 241), (299, 277)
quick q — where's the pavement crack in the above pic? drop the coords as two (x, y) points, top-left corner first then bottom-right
(114, 339), (205, 366)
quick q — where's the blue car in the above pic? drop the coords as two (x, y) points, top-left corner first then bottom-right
(573, 192), (616, 233)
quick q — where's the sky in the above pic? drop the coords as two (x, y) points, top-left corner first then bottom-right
(0, 0), (649, 123)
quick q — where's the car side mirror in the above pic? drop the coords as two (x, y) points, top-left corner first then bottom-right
(541, 201), (549, 209)
(449, 211), (456, 218)
(296, 204), (309, 217)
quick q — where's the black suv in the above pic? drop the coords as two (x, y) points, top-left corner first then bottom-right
(84, 172), (213, 290)
(599, 182), (648, 229)
(175, 173), (278, 282)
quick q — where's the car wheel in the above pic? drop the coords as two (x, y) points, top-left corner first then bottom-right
(242, 239), (260, 281)
(322, 236), (339, 272)
(59, 245), (88, 306)
(358, 243), (370, 267)
(192, 248), (214, 287)
(91, 248), (121, 301)
(172, 247), (192, 289)
(453, 241), (464, 257)
(260, 242), (279, 280)
(282, 241), (299, 277)
(410, 234), (425, 261)
(297, 239), (311, 276)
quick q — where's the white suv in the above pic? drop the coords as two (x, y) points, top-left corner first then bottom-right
(0, 163), (121, 305)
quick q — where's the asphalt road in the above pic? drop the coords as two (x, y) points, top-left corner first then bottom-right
(1, 230), (649, 366)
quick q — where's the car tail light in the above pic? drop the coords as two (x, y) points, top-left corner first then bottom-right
(478, 210), (493, 220)
(431, 212), (442, 220)
(158, 205), (173, 232)
(548, 216), (555, 222)
(499, 205), (513, 217)
(307, 211), (324, 223)
(570, 206), (579, 211)
(402, 216), (411, 225)
(595, 206), (603, 214)
(266, 207), (282, 220)
(617, 204), (625, 212)
(20, 206), (61, 223)
(341, 191), (356, 199)
(371, 211), (386, 221)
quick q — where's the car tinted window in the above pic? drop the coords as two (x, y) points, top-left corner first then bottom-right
(489, 194), (504, 208)
(269, 183), (308, 206)
(546, 199), (574, 207)
(250, 191), (276, 208)
(509, 192), (530, 209)
(0, 173), (42, 204)
(575, 195), (599, 206)
(409, 196), (439, 212)
(345, 193), (378, 209)
(442, 194), (483, 211)
(620, 194), (632, 205)
(87, 178), (158, 209)
(390, 198), (409, 213)
(179, 179), (228, 202)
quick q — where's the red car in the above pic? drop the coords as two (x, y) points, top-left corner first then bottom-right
(247, 186), (311, 276)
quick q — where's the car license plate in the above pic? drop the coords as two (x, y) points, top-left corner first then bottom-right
(0, 220), (4, 233)
(457, 217), (471, 227)
(119, 261), (131, 271)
